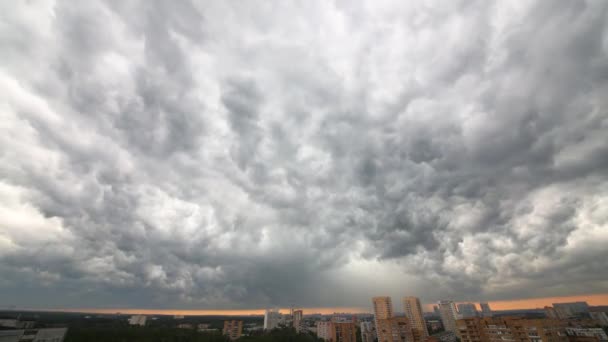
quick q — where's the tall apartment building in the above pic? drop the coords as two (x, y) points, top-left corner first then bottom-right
(264, 308), (282, 330)
(377, 317), (415, 342)
(374, 296), (394, 329)
(438, 301), (459, 333)
(293, 310), (304, 333)
(589, 310), (608, 326)
(223, 320), (243, 340)
(403, 297), (429, 337)
(480, 303), (493, 318)
(333, 321), (357, 342)
(361, 321), (375, 342)
(317, 321), (333, 341)
(456, 316), (568, 342)
(552, 302), (590, 319)
(372, 296), (393, 342)
(457, 303), (478, 319)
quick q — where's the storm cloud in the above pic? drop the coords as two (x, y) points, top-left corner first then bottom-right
(1, 0), (608, 310)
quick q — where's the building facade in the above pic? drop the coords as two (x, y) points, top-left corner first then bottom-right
(552, 303), (590, 319)
(333, 321), (357, 342)
(374, 296), (394, 330)
(293, 310), (304, 333)
(457, 316), (568, 342)
(457, 303), (479, 319)
(128, 315), (147, 326)
(438, 301), (459, 333)
(480, 303), (493, 318)
(317, 321), (333, 341)
(361, 321), (375, 342)
(264, 309), (282, 330)
(223, 320), (243, 340)
(403, 297), (429, 338)
(377, 317), (415, 342)
(0, 328), (67, 342)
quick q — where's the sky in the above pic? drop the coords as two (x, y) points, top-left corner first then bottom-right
(1, 0), (607, 312)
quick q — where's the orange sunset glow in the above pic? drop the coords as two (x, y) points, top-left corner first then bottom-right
(42, 293), (608, 316)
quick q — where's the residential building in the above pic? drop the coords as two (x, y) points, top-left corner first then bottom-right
(403, 297), (429, 338)
(333, 321), (357, 342)
(565, 328), (608, 342)
(438, 301), (459, 333)
(545, 307), (559, 319)
(264, 308), (282, 331)
(293, 310), (304, 333)
(361, 321), (375, 342)
(0, 328), (67, 342)
(223, 320), (243, 340)
(552, 303), (590, 319)
(377, 317), (415, 342)
(0, 319), (18, 328)
(317, 321), (333, 341)
(589, 311), (608, 326)
(456, 316), (568, 342)
(457, 303), (479, 319)
(128, 315), (147, 326)
(428, 331), (458, 342)
(374, 297), (394, 330)
(372, 296), (393, 341)
(480, 303), (493, 318)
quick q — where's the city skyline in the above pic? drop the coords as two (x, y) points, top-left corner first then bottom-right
(11, 293), (608, 316)
(2, 1), (608, 310)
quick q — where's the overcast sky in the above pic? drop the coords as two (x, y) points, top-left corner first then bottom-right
(1, 0), (608, 311)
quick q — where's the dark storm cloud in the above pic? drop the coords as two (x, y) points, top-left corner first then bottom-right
(1, 0), (607, 310)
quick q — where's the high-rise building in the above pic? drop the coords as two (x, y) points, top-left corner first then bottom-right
(264, 308), (282, 330)
(457, 316), (568, 342)
(437, 301), (458, 333)
(223, 320), (243, 340)
(589, 310), (608, 326)
(552, 302), (590, 319)
(479, 303), (492, 318)
(377, 317), (415, 342)
(293, 309), (304, 333)
(317, 321), (333, 341)
(373, 297), (394, 332)
(372, 296), (393, 341)
(361, 321), (375, 342)
(333, 321), (357, 342)
(403, 297), (429, 337)
(457, 303), (478, 319)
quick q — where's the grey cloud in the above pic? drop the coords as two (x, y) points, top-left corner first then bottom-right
(1, 0), (607, 310)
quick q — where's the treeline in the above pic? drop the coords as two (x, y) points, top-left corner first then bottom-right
(64, 326), (325, 342)
(64, 327), (229, 342)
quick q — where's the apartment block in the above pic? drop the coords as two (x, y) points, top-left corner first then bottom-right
(223, 320), (243, 340)
(403, 297), (429, 337)
(457, 316), (568, 342)
(377, 317), (415, 342)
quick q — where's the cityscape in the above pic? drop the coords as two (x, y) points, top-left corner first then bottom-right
(1, 297), (608, 342)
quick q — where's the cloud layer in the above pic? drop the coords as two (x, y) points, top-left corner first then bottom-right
(1, 0), (608, 310)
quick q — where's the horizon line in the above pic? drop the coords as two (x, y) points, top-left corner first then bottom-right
(5, 293), (607, 316)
